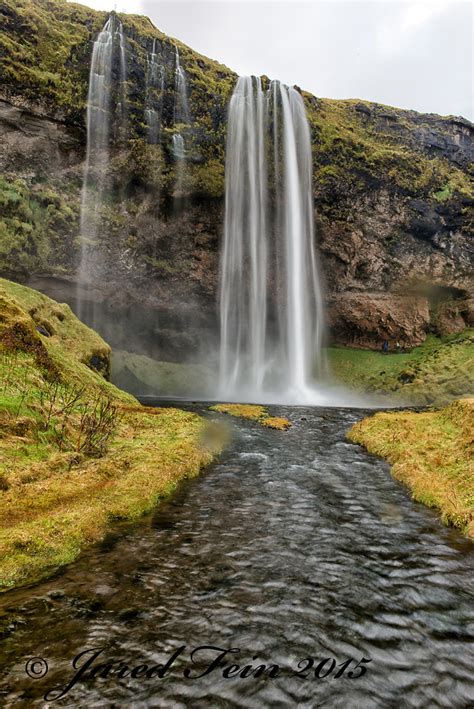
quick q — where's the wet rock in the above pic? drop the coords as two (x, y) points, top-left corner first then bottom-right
(117, 607), (143, 622)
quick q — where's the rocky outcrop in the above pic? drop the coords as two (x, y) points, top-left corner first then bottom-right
(0, 0), (472, 355)
(327, 293), (431, 349)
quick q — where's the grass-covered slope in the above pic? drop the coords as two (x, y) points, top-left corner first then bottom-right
(329, 330), (474, 405)
(0, 278), (219, 591)
(348, 399), (474, 537)
(0, 0), (235, 120)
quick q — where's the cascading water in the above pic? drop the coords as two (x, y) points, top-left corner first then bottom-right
(172, 46), (190, 196)
(219, 76), (327, 404)
(117, 24), (128, 142)
(77, 15), (127, 324)
(173, 46), (190, 127)
(145, 39), (164, 144)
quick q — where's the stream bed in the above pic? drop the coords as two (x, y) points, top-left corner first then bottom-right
(0, 404), (473, 707)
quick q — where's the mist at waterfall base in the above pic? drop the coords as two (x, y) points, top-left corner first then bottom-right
(75, 21), (373, 408)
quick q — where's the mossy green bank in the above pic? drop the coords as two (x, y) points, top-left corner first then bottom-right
(0, 278), (221, 592)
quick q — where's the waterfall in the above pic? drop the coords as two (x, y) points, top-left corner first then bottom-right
(219, 76), (327, 404)
(172, 46), (190, 196)
(173, 46), (190, 126)
(145, 39), (164, 144)
(77, 15), (127, 324)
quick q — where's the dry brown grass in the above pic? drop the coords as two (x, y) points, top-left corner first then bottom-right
(348, 399), (474, 537)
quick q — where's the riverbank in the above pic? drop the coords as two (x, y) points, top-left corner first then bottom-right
(348, 399), (474, 537)
(0, 279), (221, 592)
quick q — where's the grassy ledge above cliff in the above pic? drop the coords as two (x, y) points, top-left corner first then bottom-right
(348, 399), (474, 537)
(0, 278), (220, 592)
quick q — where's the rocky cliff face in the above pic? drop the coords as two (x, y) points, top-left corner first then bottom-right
(0, 0), (472, 359)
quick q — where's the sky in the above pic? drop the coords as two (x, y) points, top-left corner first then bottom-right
(69, 0), (473, 119)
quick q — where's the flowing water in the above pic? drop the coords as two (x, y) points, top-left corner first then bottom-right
(117, 25), (128, 144)
(219, 77), (327, 405)
(1, 404), (472, 707)
(77, 15), (127, 326)
(145, 39), (165, 145)
(172, 47), (191, 198)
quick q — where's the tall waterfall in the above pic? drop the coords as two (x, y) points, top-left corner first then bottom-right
(145, 39), (164, 144)
(219, 76), (327, 404)
(77, 15), (127, 323)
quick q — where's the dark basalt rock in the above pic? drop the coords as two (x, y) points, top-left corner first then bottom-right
(89, 354), (110, 379)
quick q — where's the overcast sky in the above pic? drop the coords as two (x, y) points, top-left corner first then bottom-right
(71, 0), (473, 120)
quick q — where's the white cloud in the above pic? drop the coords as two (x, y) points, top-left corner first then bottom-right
(68, 0), (143, 12)
(376, 1), (453, 55)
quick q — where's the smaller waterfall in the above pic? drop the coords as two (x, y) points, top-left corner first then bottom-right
(172, 46), (190, 197)
(115, 20), (128, 142)
(77, 15), (127, 324)
(173, 46), (190, 126)
(145, 39), (164, 144)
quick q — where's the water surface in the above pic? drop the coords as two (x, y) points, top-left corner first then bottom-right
(0, 404), (473, 707)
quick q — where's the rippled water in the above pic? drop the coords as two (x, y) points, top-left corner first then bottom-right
(0, 405), (473, 707)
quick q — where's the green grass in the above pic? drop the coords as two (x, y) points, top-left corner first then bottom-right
(0, 175), (79, 275)
(328, 330), (474, 405)
(348, 399), (474, 537)
(0, 279), (222, 592)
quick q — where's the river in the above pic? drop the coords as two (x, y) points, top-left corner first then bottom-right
(0, 404), (473, 707)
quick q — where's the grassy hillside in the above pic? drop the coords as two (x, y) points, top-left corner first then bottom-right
(348, 399), (474, 537)
(0, 278), (220, 591)
(329, 330), (474, 405)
